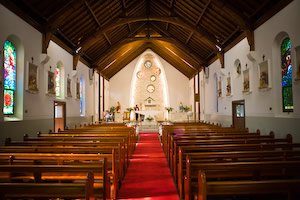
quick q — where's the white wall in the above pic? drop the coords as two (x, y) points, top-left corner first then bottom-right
(109, 49), (190, 113)
(203, 1), (300, 141)
(0, 5), (93, 142)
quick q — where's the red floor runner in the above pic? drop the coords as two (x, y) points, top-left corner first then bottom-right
(117, 132), (179, 200)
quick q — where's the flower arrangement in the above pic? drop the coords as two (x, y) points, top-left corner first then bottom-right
(126, 107), (134, 112)
(145, 115), (154, 122)
(165, 107), (173, 112)
(179, 103), (191, 112)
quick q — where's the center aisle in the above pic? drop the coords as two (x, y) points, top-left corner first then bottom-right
(117, 132), (179, 200)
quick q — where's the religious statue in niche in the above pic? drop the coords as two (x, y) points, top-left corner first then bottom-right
(226, 76), (231, 96)
(258, 61), (269, 88)
(236, 63), (241, 75)
(28, 63), (38, 92)
(243, 69), (250, 92)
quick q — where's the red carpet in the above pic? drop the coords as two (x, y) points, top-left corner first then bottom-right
(117, 132), (179, 200)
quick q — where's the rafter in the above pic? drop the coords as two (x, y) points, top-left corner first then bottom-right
(77, 16), (220, 53)
(213, 0), (254, 50)
(42, 32), (52, 53)
(166, 0), (176, 30)
(186, 0), (211, 44)
(151, 23), (206, 65)
(84, 0), (111, 46)
(104, 44), (151, 79)
(93, 23), (147, 65)
(46, 0), (83, 32)
(150, 43), (195, 78)
(95, 37), (204, 68)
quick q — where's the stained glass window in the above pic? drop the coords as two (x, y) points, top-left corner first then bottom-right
(79, 77), (84, 115)
(3, 40), (16, 115)
(281, 38), (293, 112)
(55, 65), (61, 97)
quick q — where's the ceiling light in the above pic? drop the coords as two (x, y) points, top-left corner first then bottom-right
(75, 46), (82, 53)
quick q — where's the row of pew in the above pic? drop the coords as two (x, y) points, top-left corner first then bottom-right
(162, 121), (300, 200)
(0, 122), (137, 199)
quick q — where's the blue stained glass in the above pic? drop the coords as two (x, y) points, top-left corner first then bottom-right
(4, 40), (16, 90)
(3, 40), (16, 115)
(281, 38), (293, 112)
(80, 78), (83, 114)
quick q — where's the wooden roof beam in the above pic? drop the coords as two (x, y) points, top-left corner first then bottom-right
(84, 0), (111, 46)
(93, 23), (147, 64)
(46, 0), (83, 32)
(151, 43), (194, 78)
(152, 23), (206, 66)
(213, 0), (254, 50)
(166, 0), (176, 30)
(76, 16), (220, 54)
(104, 44), (151, 79)
(186, 0), (211, 45)
(42, 32), (52, 54)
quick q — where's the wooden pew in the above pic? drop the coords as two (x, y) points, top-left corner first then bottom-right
(0, 160), (108, 199)
(193, 161), (300, 200)
(5, 137), (129, 174)
(177, 149), (300, 199)
(0, 149), (118, 198)
(171, 134), (293, 182)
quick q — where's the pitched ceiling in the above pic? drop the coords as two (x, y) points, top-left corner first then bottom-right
(1, 0), (292, 79)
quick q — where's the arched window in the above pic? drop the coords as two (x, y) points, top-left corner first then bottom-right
(281, 37), (293, 112)
(55, 64), (61, 97)
(3, 40), (17, 115)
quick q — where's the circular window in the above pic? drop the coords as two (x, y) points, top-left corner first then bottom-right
(146, 84), (155, 93)
(150, 75), (156, 82)
(154, 67), (161, 76)
(136, 71), (143, 79)
(144, 60), (152, 68)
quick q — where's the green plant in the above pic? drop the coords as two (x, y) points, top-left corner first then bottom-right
(109, 106), (116, 113)
(126, 107), (134, 112)
(165, 107), (173, 112)
(145, 115), (154, 122)
(179, 104), (191, 112)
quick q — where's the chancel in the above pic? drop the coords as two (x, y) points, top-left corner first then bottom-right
(0, 0), (300, 199)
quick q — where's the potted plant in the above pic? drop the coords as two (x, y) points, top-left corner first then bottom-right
(165, 107), (173, 113)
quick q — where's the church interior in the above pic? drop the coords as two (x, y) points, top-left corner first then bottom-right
(0, 0), (300, 199)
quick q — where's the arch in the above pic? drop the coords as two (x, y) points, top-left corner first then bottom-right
(129, 49), (169, 109)
(3, 34), (24, 120)
(280, 37), (293, 112)
(272, 32), (294, 113)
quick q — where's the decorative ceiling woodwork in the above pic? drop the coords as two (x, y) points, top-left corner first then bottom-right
(0, 0), (292, 79)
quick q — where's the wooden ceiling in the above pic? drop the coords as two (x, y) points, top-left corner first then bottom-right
(1, 0), (292, 79)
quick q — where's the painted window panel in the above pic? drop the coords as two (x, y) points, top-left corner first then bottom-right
(55, 66), (61, 97)
(281, 38), (293, 112)
(3, 40), (16, 115)
(3, 90), (14, 115)
(80, 78), (84, 115)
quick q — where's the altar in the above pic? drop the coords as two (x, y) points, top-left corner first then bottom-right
(135, 110), (163, 121)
